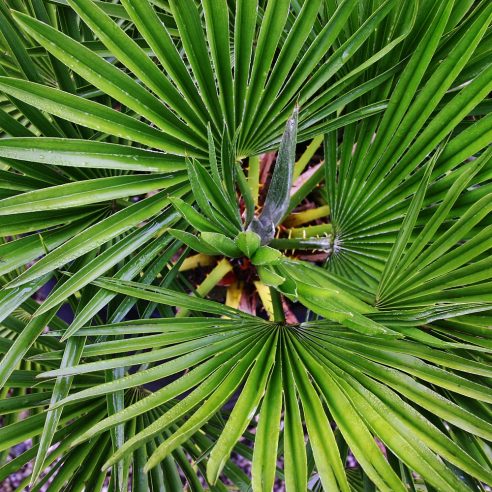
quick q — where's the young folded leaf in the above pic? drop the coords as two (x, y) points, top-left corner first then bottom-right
(248, 105), (299, 243)
(235, 231), (261, 257)
(201, 232), (242, 258)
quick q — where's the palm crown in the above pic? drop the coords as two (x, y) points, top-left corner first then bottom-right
(0, 0), (491, 491)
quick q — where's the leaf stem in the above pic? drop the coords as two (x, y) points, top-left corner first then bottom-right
(247, 155), (260, 206)
(269, 287), (285, 323)
(270, 235), (332, 252)
(177, 258), (232, 317)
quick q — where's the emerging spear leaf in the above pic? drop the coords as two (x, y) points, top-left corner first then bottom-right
(248, 105), (299, 243)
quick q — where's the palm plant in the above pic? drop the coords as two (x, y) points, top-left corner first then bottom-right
(0, 0), (491, 490)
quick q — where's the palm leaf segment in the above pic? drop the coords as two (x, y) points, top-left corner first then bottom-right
(0, 0), (402, 158)
(0, 0), (491, 491)
(15, 277), (492, 492)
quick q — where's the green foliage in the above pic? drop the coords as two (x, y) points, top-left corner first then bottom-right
(0, 0), (491, 491)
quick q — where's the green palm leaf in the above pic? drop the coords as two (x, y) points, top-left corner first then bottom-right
(0, 1), (491, 490)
